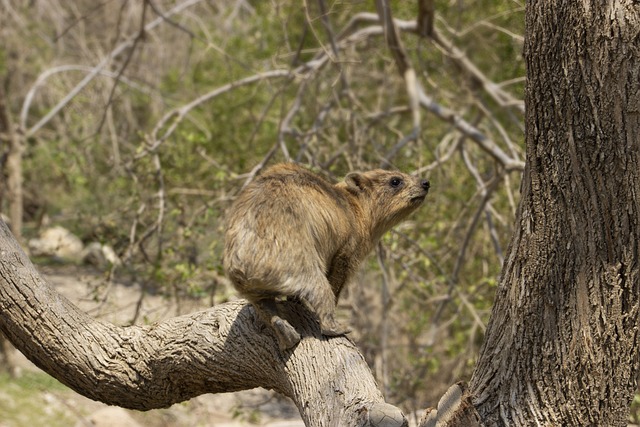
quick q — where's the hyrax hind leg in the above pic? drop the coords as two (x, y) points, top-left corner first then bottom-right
(298, 276), (352, 337)
(252, 298), (301, 350)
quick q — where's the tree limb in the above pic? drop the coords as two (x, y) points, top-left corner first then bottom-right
(19, 0), (205, 137)
(416, 88), (523, 171)
(139, 9), (524, 173)
(417, 0), (435, 37)
(330, 11), (525, 171)
(430, 29), (524, 113)
(0, 219), (407, 426)
(336, 12), (523, 171)
(374, 0), (421, 160)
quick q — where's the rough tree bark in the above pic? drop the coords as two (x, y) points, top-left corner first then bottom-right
(0, 220), (406, 426)
(469, 1), (640, 426)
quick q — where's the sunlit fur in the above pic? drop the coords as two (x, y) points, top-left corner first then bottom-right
(224, 163), (429, 346)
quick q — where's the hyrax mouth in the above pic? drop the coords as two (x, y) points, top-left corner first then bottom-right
(410, 180), (430, 204)
(411, 194), (427, 204)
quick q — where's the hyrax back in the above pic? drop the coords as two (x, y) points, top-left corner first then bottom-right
(224, 163), (429, 350)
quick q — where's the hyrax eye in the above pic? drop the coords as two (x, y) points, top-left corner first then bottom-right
(389, 177), (404, 188)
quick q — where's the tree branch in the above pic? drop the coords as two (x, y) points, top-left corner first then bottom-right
(137, 8), (524, 173)
(20, 0), (205, 137)
(417, 0), (435, 37)
(416, 88), (523, 171)
(374, 0), (421, 161)
(142, 69), (293, 157)
(0, 219), (407, 426)
(335, 12), (523, 171)
(430, 29), (524, 113)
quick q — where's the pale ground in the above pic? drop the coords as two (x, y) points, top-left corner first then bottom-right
(7, 265), (304, 427)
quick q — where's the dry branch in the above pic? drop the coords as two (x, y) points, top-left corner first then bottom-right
(19, 0), (206, 137)
(144, 71), (294, 157)
(430, 30), (524, 113)
(0, 85), (23, 243)
(374, 0), (421, 158)
(0, 219), (407, 426)
(136, 6), (524, 174)
(334, 11), (525, 171)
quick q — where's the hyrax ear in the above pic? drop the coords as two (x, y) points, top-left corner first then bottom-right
(344, 172), (371, 193)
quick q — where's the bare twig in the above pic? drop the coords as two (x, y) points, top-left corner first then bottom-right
(147, 0), (197, 39)
(430, 29), (524, 113)
(374, 0), (410, 75)
(0, 85), (23, 243)
(334, 12), (524, 171)
(417, 87), (524, 171)
(20, 65), (154, 129)
(455, 288), (486, 332)
(296, 96), (340, 164)
(475, 99), (523, 162)
(246, 83), (292, 161)
(374, 0), (421, 162)
(453, 6), (525, 42)
(53, 0), (112, 42)
(302, 0), (337, 63)
(95, 0), (150, 135)
(415, 132), (461, 175)
(20, 0), (205, 137)
(450, 144), (502, 285)
(428, 147), (506, 332)
(317, 0), (341, 61)
(376, 243), (392, 398)
(152, 152), (166, 260)
(238, 143), (281, 192)
(484, 208), (504, 266)
(142, 69), (294, 157)
(279, 82), (306, 160)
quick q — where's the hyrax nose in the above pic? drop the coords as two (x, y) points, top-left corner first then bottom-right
(421, 179), (430, 191)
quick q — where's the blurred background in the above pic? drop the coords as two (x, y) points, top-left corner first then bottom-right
(0, 0), (527, 425)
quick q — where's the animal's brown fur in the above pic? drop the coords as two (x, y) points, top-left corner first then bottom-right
(224, 163), (430, 349)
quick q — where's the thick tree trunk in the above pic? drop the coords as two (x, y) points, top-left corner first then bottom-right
(469, 2), (640, 426)
(0, 220), (406, 426)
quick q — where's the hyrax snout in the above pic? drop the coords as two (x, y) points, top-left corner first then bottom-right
(224, 163), (429, 350)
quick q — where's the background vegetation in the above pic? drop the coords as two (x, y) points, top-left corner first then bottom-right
(0, 0), (526, 420)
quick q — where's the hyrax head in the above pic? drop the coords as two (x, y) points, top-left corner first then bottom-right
(339, 169), (430, 238)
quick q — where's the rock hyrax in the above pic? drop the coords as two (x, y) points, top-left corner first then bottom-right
(224, 163), (430, 349)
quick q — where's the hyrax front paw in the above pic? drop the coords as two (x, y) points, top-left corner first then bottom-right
(320, 319), (352, 337)
(272, 317), (301, 350)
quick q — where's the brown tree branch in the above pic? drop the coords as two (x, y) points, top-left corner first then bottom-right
(335, 12), (524, 171)
(20, 0), (206, 137)
(0, 219), (408, 426)
(0, 84), (23, 243)
(417, 0), (435, 37)
(142, 69), (294, 157)
(374, 0), (409, 76)
(430, 29), (524, 113)
(374, 0), (421, 158)
(416, 88), (523, 171)
(333, 12), (524, 171)
(139, 9), (524, 174)
(94, 0), (150, 136)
